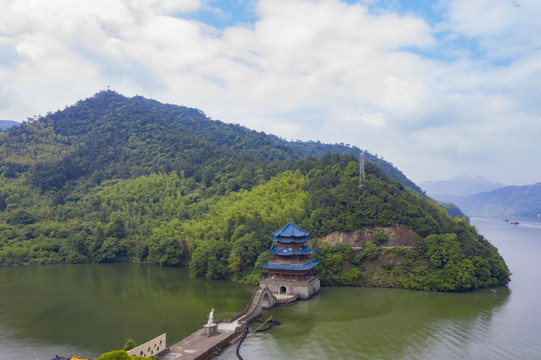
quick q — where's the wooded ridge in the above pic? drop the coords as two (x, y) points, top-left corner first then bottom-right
(0, 91), (509, 291)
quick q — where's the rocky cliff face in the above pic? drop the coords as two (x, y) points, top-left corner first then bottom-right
(315, 224), (420, 248)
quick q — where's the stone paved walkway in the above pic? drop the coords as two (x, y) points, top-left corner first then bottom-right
(158, 286), (287, 360)
(217, 321), (238, 331)
(159, 325), (237, 360)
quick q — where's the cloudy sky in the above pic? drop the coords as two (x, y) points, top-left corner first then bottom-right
(1, 0), (540, 186)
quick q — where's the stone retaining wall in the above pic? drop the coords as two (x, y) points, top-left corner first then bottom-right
(259, 276), (320, 300)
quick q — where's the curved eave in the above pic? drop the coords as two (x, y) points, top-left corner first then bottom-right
(266, 248), (315, 256)
(260, 261), (319, 271)
(270, 236), (311, 243)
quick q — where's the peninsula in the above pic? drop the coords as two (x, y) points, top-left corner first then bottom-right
(0, 91), (509, 292)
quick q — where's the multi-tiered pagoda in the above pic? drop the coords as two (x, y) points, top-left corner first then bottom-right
(259, 220), (320, 300)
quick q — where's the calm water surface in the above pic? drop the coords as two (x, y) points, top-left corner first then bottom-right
(1, 218), (541, 359)
(219, 217), (541, 360)
(0, 265), (252, 359)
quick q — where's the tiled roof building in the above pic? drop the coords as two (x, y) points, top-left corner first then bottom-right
(259, 220), (320, 300)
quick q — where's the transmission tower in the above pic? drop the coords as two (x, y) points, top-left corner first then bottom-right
(359, 150), (366, 188)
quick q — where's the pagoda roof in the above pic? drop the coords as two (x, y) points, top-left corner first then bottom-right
(272, 219), (310, 238)
(266, 244), (315, 256)
(270, 236), (311, 243)
(260, 260), (319, 271)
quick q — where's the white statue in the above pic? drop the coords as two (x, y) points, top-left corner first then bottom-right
(206, 308), (215, 326)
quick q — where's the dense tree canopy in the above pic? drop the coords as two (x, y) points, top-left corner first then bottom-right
(0, 91), (510, 291)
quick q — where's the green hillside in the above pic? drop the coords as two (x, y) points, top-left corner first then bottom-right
(0, 91), (509, 291)
(437, 201), (468, 219)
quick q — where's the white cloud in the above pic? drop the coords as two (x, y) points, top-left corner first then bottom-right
(443, 0), (518, 37)
(358, 112), (386, 127)
(0, 0), (540, 185)
(440, 0), (541, 58)
(128, 0), (201, 14)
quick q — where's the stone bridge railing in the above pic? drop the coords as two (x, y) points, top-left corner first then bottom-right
(229, 287), (276, 325)
(128, 333), (166, 358)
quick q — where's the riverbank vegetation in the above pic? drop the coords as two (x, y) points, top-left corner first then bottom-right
(0, 91), (509, 291)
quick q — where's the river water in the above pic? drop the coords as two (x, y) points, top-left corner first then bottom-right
(1, 218), (541, 359)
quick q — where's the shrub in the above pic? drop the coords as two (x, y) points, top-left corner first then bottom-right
(371, 231), (387, 245)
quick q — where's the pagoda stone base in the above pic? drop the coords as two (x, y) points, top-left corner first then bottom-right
(259, 276), (320, 300)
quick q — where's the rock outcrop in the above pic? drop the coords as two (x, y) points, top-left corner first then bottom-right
(315, 224), (420, 248)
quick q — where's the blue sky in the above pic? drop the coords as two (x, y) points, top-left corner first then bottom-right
(1, 0), (540, 186)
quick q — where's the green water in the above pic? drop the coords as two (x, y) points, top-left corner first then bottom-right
(220, 287), (511, 359)
(0, 264), (252, 359)
(218, 218), (541, 359)
(2, 218), (541, 359)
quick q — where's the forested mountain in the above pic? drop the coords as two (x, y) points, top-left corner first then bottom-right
(438, 183), (541, 219)
(282, 140), (422, 193)
(0, 91), (509, 291)
(436, 201), (468, 219)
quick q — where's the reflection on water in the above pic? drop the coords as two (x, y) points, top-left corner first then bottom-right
(2, 218), (541, 359)
(0, 264), (252, 359)
(218, 218), (541, 360)
(219, 286), (511, 360)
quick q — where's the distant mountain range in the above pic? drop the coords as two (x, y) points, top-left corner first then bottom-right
(432, 183), (541, 219)
(420, 175), (506, 197)
(0, 120), (19, 130)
